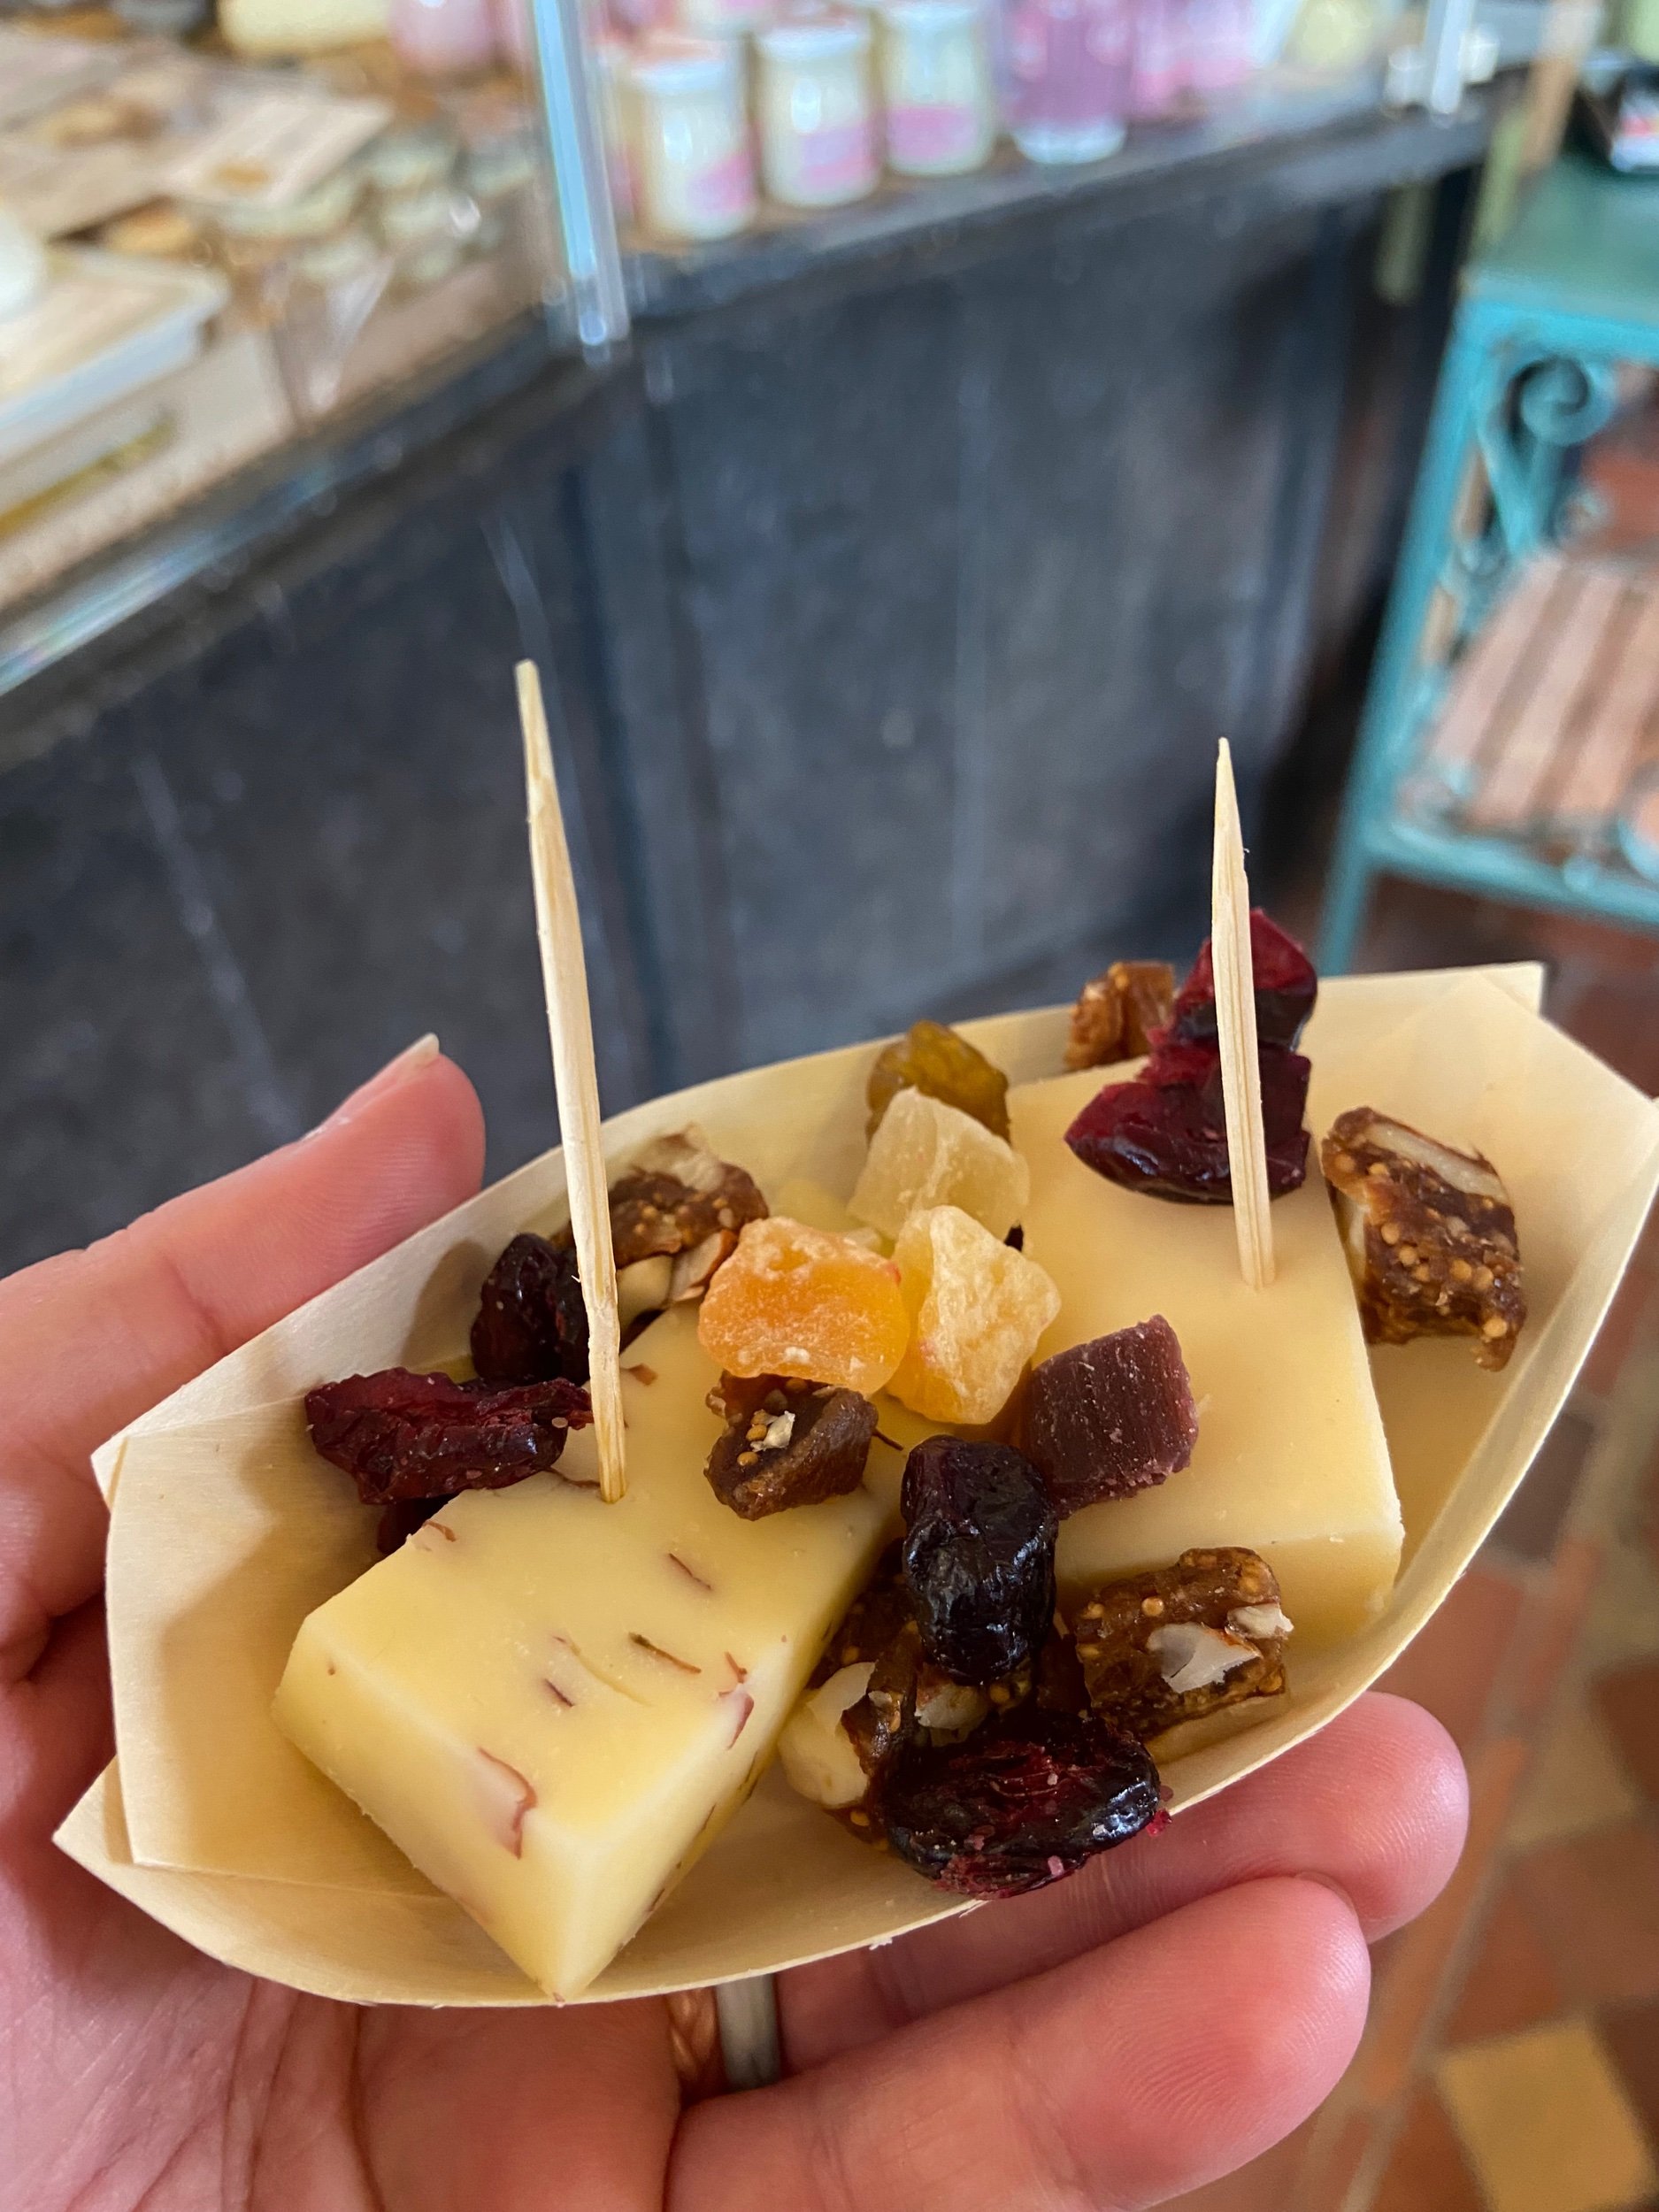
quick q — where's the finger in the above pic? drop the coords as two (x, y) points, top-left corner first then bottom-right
(0, 1041), (485, 1671)
(674, 1876), (1370, 2212)
(783, 1692), (1464, 2070)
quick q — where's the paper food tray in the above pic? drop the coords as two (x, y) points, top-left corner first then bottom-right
(56, 963), (1659, 2004)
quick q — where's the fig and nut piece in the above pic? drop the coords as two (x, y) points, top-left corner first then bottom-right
(811, 1541), (911, 1685)
(866, 1018), (1011, 1141)
(1064, 1041), (1310, 1203)
(1034, 1615), (1091, 1717)
(811, 1548), (1029, 1790)
(902, 1435), (1058, 1684)
(1064, 961), (1177, 1071)
(875, 1708), (1163, 1897)
(305, 1369), (592, 1505)
(1072, 1548), (1291, 1740)
(703, 1371), (878, 1519)
(471, 1232), (589, 1386)
(1168, 910), (1317, 1049)
(606, 1127), (768, 1291)
(1023, 1316), (1199, 1517)
(1321, 1109), (1525, 1371)
(779, 1663), (877, 1809)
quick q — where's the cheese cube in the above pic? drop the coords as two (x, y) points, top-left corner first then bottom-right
(273, 1305), (887, 1998)
(1011, 1070), (1401, 1643)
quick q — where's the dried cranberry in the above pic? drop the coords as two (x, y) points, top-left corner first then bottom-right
(305, 1369), (591, 1504)
(902, 1436), (1056, 1685)
(876, 1708), (1161, 1896)
(375, 1495), (449, 1552)
(1064, 1041), (1310, 1202)
(704, 1372), (877, 1519)
(471, 1233), (589, 1386)
(1166, 910), (1317, 1049)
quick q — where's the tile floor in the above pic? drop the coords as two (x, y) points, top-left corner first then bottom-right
(1167, 882), (1659, 2212)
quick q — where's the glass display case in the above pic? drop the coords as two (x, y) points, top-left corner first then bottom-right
(0, 0), (1528, 703)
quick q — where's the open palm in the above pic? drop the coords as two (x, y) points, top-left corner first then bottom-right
(4, 1042), (1468, 2212)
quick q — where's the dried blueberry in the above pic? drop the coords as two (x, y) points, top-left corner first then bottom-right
(1064, 1041), (1310, 1202)
(902, 1436), (1057, 1685)
(1167, 910), (1317, 1049)
(704, 1371), (877, 1519)
(471, 1233), (589, 1386)
(305, 1369), (591, 1504)
(876, 1708), (1161, 1896)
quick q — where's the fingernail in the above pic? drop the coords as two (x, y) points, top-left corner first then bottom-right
(319, 1034), (441, 1131)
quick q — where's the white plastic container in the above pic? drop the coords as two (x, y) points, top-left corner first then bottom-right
(628, 37), (757, 243)
(878, 0), (995, 176)
(756, 15), (879, 209)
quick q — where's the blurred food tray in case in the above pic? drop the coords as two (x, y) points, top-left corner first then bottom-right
(0, 249), (228, 470)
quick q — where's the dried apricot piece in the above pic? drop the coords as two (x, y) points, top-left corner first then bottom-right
(849, 1086), (1028, 1240)
(888, 1204), (1061, 1425)
(866, 1019), (1010, 1140)
(695, 1216), (910, 1394)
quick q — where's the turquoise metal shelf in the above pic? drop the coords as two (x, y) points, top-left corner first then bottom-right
(1320, 154), (1659, 969)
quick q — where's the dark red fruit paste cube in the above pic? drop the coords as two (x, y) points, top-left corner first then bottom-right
(1023, 1316), (1199, 1516)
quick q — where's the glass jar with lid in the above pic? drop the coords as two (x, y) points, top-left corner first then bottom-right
(628, 35), (757, 243)
(999, 0), (1131, 163)
(756, 14), (879, 209)
(878, 0), (995, 176)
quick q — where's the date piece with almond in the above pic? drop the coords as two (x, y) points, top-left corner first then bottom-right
(1320, 1109), (1525, 1371)
(1072, 1548), (1291, 1740)
(1064, 961), (1177, 1071)
(703, 1371), (877, 1518)
(607, 1128), (768, 1301)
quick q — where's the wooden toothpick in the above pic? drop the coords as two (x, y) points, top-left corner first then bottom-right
(1211, 740), (1275, 1290)
(517, 661), (626, 1501)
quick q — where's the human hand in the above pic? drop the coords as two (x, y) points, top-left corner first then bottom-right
(3, 1041), (1468, 2211)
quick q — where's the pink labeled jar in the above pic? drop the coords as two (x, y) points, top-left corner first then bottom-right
(879, 0), (996, 176)
(999, 0), (1131, 163)
(757, 14), (879, 209)
(629, 35), (757, 242)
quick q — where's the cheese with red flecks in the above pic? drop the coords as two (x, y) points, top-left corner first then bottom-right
(1011, 1068), (1402, 1643)
(274, 1304), (887, 1999)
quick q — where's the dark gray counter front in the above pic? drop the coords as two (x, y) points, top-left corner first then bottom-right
(0, 96), (1490, 1273)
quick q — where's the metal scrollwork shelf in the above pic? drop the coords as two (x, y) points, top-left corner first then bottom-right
(1321, 157), (1659, 968)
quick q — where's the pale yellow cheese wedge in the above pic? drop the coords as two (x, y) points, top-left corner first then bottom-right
(273, 1305), (888, 1999)
(1012, 1069), (1401, 1644)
